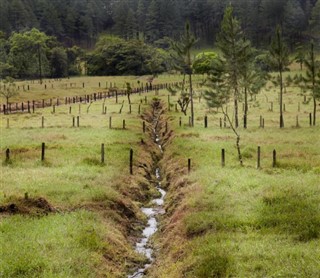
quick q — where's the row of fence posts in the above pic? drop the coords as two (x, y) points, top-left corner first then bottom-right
(176, 114), (316, 128)
(4, 143), (134, 174)
(4, 144), (278, 176)
(2, 82), (182, 114)
(187, 146), (278, 173)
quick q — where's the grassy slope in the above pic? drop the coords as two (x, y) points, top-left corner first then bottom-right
(149, 73), (320, 277)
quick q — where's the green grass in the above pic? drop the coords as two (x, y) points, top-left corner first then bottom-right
(0, 85), (155, 277)
(1, 73), (320, 277)
(148, 77), (320, 277)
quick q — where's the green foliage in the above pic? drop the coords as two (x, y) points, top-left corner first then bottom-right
(87, 37), (168, 76)
(269, 26), (290, 72)
(0, 77), (19, 106)
(50, 47), (68, 78)
(192, 52), (218, 74)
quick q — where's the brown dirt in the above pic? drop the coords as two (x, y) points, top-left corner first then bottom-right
(0, 197), (55, 215)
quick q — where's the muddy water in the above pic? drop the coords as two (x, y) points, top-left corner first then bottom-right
(128, 114), (166, 278)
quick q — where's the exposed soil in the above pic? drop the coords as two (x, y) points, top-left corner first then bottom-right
(0, 197), (55, 215)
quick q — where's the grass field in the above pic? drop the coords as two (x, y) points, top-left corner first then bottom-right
(1, 71), (320, 277)
(147, 75), (320, 277)
(0, 86), (161, 277)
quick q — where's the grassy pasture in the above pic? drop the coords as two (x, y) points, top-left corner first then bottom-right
(0, 86), (160, 277)
(148, 75), (320, 277)
(0, 71), (319, 277)
(2, 74), (189, 103)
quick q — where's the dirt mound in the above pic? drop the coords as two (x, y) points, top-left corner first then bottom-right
(0, 197), (55, 215)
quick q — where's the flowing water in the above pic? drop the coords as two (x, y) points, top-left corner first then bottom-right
(128, 114), (166, 278)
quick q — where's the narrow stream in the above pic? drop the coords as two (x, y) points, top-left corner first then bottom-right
(128, 113), (166, 278)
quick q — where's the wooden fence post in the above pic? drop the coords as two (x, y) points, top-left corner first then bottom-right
(77, 116), (80, 127)
(309, 113), (312, 126)
(6, 118), (9, 129)
(143, 121), (146, 133)
(109, 116), (112, 129)
(123, 119), (126, 129)
(41, 116), (44, 128)
(41, 143), (45, 161)
(272, 149), (277, 168)
(101, 143), (105, 164)
(138, 104), (141, 114)
(179, 117), (182, 127)
(188, 158), (191, 173)
(221, 149), (225, 167)
(257, 146), (261, 169)
(296, 115), (299, 127)
(130, 148), (133, 175)
(204, 115), (208, 128)
(5, 148), (10, 162)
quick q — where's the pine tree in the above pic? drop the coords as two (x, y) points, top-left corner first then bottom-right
(283, 0), (307, 47)
(304, 41), (320, 126)
(145, 0), (161, 42)
(170, 22), (197, 126)
(269, 25), (290, 128)
(217, 5), (250, 128)
(309, 0), (320, 39)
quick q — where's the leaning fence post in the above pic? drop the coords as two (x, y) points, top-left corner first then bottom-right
(41, 142), (45, 161)
(130, 148), (133, 175)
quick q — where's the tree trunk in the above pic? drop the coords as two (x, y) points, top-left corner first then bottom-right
(234, 90), (239, 128)
(313, 98), (316, 126)
(189, 73), (194, 127)
(279, 70), (284, 128)
(244, 87), (248, 129)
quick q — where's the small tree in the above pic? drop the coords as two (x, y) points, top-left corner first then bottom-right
(204, 60), (243, 166)
(302, 42), (320, 126)
(217, 5), (251, 128)
(0, 78), (19, 108)
(269, 25), (290, 128)
(126, 82), (132, 105)
(170, 22), (197, 126)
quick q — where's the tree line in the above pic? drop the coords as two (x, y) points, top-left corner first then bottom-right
(0, 0), (319, 48)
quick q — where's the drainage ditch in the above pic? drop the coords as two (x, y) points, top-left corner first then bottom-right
(128, 100), (167, 278)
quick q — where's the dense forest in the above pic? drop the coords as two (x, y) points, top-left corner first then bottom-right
(0, 0), (320, 79)
(0, 0), (319, 48)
